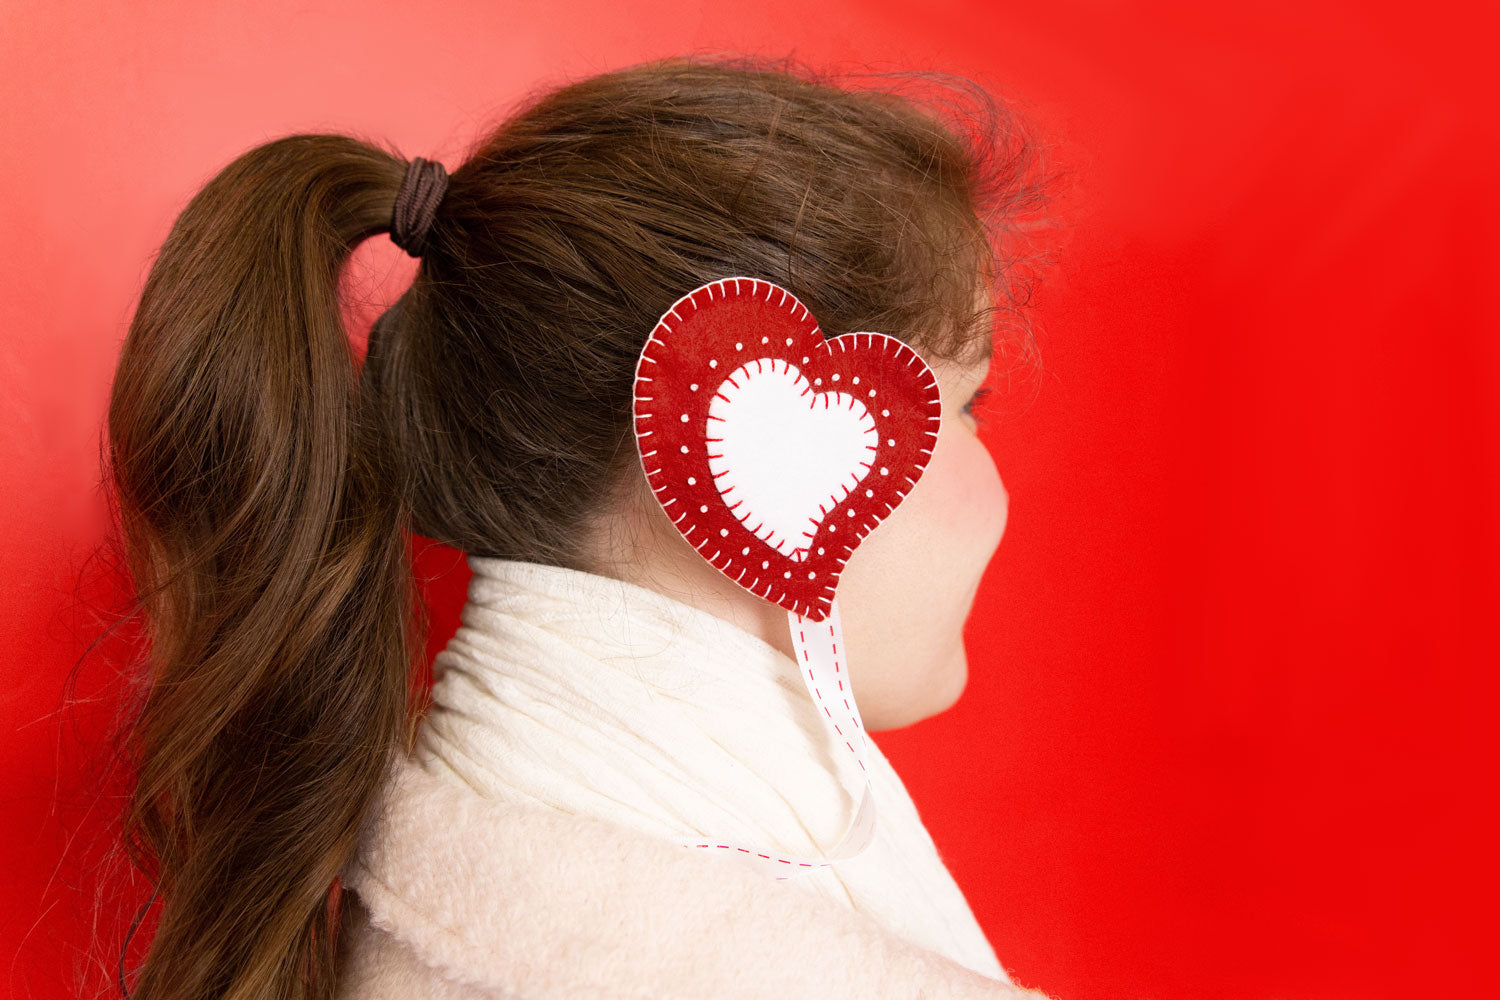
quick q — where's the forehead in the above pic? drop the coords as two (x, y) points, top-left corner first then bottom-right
(974, 283), (996, 359)
(899, 272), (994, 368)
(939, 316), (994, 369)
(974, 335), (994, 363)
(959, 278), (996, 364)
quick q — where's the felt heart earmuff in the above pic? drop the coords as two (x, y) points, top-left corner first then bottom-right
(632, 276), (943, 878)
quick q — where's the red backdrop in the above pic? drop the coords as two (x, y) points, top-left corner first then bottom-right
(2, 2), (1494, 998)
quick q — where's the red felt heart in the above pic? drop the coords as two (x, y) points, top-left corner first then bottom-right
(633, 277), (941, 621)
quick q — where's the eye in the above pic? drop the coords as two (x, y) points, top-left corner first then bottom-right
(961, 387), (992, 423)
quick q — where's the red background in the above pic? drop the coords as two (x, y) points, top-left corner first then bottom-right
(2, 2), (1495, 998)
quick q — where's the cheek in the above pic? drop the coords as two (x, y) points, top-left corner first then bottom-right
(907, 431), (1009, 603)
(834, 424), (1009, 725)
(841, 426), (1009, 630)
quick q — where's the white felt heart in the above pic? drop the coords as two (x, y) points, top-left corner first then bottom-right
(708, 358), (879, 562)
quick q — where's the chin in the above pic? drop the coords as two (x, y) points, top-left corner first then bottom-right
(931, 646), (970, 715)
(873, 647), (969, 731)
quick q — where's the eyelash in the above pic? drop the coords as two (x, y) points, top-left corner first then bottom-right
(962, 387), (992, 423)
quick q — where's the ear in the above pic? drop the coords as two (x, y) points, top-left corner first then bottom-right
(633, 277), (941, 621)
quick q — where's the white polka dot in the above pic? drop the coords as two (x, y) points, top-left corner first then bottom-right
(801, 356), (810, 363)
(783, 570), (791, 579)
(831, 373), (840, 381)
(828, 524), (836, 533)
(880, 467), (888, 476)
(807, 571), (816, 579)
(817, 547), (825, 555)
(687, 476), (696, 485)
(846, 508), (856, 517)
(690, 383), (699, 391)
(700, 505), (708, 512)
(886, 438), (895, 446)
(709, 359), (718, 368)
(742, 547), (751, 555)
(865, 489), (874, 497)
(719, 528), (729, 537)
(869, 389), (876, 397)
(762, 560), (770, 569)
(761, 336), (769, 343)
(735, 342), (743, 350)
(852, 376), (860, 384)
(680, 413), (689, 422)
(881, 409), (890, 417)
(814, 377), (823, 386)
(680, 445), (689, 453)
(785, 338), (793, 346)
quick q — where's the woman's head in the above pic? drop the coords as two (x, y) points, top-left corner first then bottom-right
(377, 58), (1045, 728)
(377, 57), (1034, 563)
(104, 56), (1048, 999)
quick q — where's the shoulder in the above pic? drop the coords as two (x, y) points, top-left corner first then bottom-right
(339, 754), (1052, 1000)
(337, 893), (513, 1000)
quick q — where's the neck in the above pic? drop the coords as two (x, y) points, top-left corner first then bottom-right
(579, 474), (799, 661)
(407, 554), (1009, 983)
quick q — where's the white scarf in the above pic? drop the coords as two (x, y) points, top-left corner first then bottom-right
(413, 554), (1013, 984)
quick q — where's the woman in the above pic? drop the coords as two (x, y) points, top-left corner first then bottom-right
(105, 56), (1055, 999)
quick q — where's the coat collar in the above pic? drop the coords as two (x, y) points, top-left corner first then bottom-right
(344, 755), (1041, 1000)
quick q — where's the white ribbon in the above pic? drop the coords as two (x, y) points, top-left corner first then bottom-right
(682, 597), (878, 878)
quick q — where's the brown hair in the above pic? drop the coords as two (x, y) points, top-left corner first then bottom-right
(100, 55), (1052, 1000)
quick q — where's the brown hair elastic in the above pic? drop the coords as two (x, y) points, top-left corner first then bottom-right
(390, 156), (448, 257)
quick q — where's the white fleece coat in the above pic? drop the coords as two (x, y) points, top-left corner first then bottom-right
(337, 557), (1056, 1000)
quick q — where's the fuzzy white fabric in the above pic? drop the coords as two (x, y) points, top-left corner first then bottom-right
(340, 556), (1052, 1000)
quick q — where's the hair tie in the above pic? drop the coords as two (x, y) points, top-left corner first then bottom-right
(390, 156), (448, 258)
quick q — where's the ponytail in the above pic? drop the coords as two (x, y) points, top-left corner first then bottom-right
(106, 134), (425, 999)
